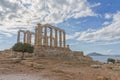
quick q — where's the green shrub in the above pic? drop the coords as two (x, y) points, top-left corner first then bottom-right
(107, 58), (115, 64)
(12, 42), (34, 59)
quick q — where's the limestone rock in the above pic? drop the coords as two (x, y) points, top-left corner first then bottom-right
(96, 76), (111, 80)
(33, 63), (45, 69)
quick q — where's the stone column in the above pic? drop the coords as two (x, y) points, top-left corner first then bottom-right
(59, 31), (62, 47)
(50, 28), (53, 47)
(26, 31), (29, 44)
(54, 29), (58, 47)
(44, 26), (47, 47)
(46, 36), (48, 46)
(24, 32), (26, 43)
(17, 31), (20, 43)
(27, 31), (32, 44)
(34, 28), (38, 46)
(37, 24), (42, 46)
(63, 31), (66, 48)
(29, 33), (32, 44)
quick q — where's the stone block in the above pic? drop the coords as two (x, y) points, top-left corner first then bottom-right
(91, 65), (102, 68)
(33, 63), (45, 69)
(96, 76), (111, 80)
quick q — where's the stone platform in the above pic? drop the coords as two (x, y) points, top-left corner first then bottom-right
(34, 46), (92, 62)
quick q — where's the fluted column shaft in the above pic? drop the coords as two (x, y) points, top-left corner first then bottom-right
(63, 31), (66, 48)
(37, 25), (42, 46)
(17, 31), (20, 43)
(26, 31), (29, 44)
(55, 29), (58, 47)
(27, 32), (32, 44)
(50, 28), (53, 47)
(29, 33), (32, 44)
(59, 31), (62, 47)
(24, 32), (26, 43)
(34, 28), (38, 46)
(44, 27), (47, 47)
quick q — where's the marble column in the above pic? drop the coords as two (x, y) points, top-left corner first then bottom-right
(37, 24), (42, 46)
(54, 29), (58, 47)
(34, 28), (38, 46)
(26, 31), (29, 44)
(17, 31), (20, 43)
(24, 32), (26, 43)
(44, 27), (47, 47)
(30, 33), (32, 44)
(27, 31), (31, 44)
(50, 28), (53, 47)
(63, 31), (66, 48)
(59, 31), (62, 47)
(46, 36), (48, 46)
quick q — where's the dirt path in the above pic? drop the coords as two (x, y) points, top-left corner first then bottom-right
(0, 74), (47, 80)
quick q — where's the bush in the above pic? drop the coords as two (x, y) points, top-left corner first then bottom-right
(107, 58), (115, 64)
(12, 42), (34, 59)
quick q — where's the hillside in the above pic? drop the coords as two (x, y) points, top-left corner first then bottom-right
(87, 52), (104, 56)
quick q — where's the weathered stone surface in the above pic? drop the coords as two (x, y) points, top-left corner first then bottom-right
(21, 61), (33, 67)
(34, 47), (92, 62)
(16, 23), (93, 63)
(96, 76), (111, 80)
(33, 63), (45, 69)
(11, 58), (22, 63)
(91, 65), (102, 68)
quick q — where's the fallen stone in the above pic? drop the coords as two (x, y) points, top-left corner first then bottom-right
(96, 76), (111, 80)
(91, 65), (102, 68)
(33, 63), (45, 69)
(21, 61), (33, 67)
(112, 66), (120, 71)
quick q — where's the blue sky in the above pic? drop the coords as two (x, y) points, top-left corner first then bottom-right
(0, 0), (120, 55)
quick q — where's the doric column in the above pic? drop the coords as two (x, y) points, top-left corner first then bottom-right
(59, 30), (62, 47)
(44, 26), (47, 47)
(63, 31), (66, 48)
(50, 28), (53, 47)
(17, 31), (20, 43)
(46, 36), (48, 46)
(34, 28), (38, 46)
(37, 24), (42, 46)
(24, 32), (26, 43)
(29, 33), (32, 44)
(27, 31), (32, 44)
(26, 31), (29, 44)
(54, 29), (58, 47)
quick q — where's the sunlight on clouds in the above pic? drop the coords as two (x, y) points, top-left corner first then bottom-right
(66, 32), (80, 40)
(0, 0), (98, 38)
(105, 13), (112, 19)
(77, 11), (120, 43)
(0, 0), (96, 25)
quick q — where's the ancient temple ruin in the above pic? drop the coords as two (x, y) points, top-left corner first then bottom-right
(17, 23), (92, 61)
(17, 30), (34, 44)
(17, 24), (68, 48)
(17, 23), (70, 57)
(34, 23), (68, 49)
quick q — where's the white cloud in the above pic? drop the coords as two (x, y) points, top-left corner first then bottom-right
(106, 49), (120, 54)
(105, 13), (112, 19)
(0, 0), (98, 38)
(102, 21), (110, 26)
(66, 32), (80, 40)
(97, 41), (120, 45)
(77, 11), (120, 43)
(90, 2), (101, 8)
(0, 31), (12, 37)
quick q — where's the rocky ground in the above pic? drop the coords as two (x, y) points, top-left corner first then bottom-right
(0, 53), (120, 80)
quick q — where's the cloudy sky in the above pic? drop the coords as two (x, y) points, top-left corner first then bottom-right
(0, 0), (120, 55)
